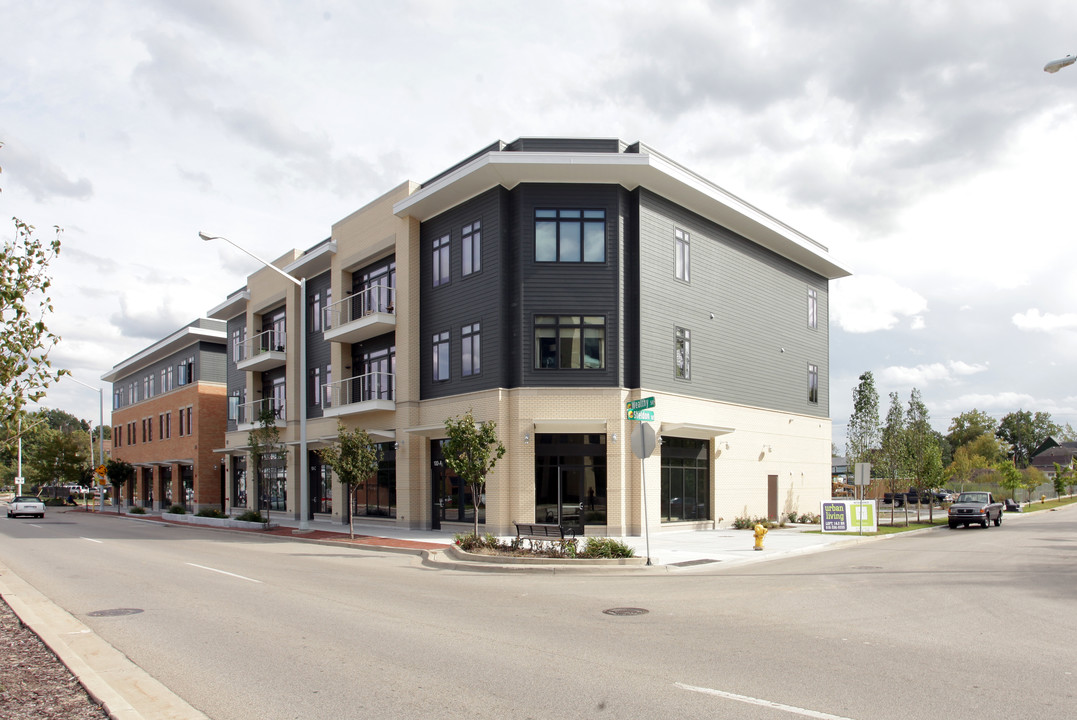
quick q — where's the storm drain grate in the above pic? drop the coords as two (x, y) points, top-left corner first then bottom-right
(87, 608), (144, 617)
(603, 607), (649, 616)
(670, 559), (720, 567)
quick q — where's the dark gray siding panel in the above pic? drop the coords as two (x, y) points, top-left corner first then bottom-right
(637, 189), (829, 417)
(514, 184), (624, 389)
(305, 271), (332, 419)
(420, 187), (507, 399)
(226, 314), (246, 433)
(198, 344), (227, 383)
(504, 138), (625, 154)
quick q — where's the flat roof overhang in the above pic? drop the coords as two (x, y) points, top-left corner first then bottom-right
(393, 147), (852, 280)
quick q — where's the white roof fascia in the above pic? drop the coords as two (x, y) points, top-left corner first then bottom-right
(207, 289), (250, 320)
(101, 325), (226, 383)
(393, 149), (852, 280)
(284, 241), (337, 279)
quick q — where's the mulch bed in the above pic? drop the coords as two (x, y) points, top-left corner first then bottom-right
(0, 597), (108, 719)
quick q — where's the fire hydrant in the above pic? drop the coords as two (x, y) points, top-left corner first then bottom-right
(1041, 494), (1047, 504)
(753, 523), (768, 551)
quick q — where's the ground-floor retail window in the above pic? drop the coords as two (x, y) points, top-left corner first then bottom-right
(661, 437), (710, 522)
(534, 434), (607, 532)
(180, 465), (194, 512)
(431, 440), (483, 526)
(140, 467), (153, 508)
(353, 442), (395, 518)
(231, 456), (247, 509)
(159, 466), (173, 508)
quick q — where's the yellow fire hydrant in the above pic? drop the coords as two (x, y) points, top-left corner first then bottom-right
(1041, 494), (1047, 504)
(753, 523), (768, 551)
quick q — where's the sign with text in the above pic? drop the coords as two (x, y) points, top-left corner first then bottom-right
(626, 397), (655, 411)
(821, 500), (877, 533)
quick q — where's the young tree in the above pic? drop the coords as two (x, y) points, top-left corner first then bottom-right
(318, 421), (380, 539)
(1022, 466), (1047, 504)
(879, 392), (907, 523)
(1053, 463), (1072, 500)
(846, 371), (880, 468)
(442, 409), (506, 537)
(1, 145), (67, 432)
(905, 388), (935, 521)
(106, 458), (134, 513)
(248, 405), (287, 524)
(995, 461), (1023, 503)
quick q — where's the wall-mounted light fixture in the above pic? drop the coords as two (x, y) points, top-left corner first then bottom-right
(763, 444), (772, 453)
(611, 433), (618, 443)
(523, 433), (530, 444)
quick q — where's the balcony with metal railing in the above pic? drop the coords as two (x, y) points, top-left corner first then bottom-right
(323, 284), (395, 345)
(236, 328), (287, 372)
(234, 396), (287, 432)
(322, 371), (395, 418)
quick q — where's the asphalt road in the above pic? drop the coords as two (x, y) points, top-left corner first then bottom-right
(1, 508), (1074, 719)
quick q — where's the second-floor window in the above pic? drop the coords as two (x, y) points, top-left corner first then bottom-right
(808, 363), (819, 404)
(462, 322), (481, 377)
(433, 331), (450, 381)
(535, 209), (606, 263)
(433, 235), (450, 287)
(534, 315), (605, 370)
(808, 288), (818, 330)
(675, 327), (690, 379)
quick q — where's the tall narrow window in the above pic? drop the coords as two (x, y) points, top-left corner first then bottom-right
(433, 234), (450, 286)
(462, 322), (481, 376)
(462, 220), (481, 276)
(808, 288), (818, 330)
(433, 331), (450, 381)
(808, 364), (819, 404)
(311, 291), (323, 332)
(675, 327), (691, 380)
(675, 228), (690, 282)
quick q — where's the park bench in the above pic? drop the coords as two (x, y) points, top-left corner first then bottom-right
(513, 521), (575, 549)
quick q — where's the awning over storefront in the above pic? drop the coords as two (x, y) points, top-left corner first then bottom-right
(658, 422), (735, 441)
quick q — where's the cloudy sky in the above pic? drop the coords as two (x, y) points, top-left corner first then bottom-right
(3, 0), (1076, 448)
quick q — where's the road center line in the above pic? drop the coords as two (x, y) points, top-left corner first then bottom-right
(80, 537), (103, 544)
(676, 682), (857, 720)
(185, 562), (262, 584)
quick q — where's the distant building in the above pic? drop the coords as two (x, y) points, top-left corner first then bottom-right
(102, 319), (227, 511)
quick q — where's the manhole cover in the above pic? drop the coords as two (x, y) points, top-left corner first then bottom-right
(671, 559), (720, 567)
(87, 608), (143, 617)
(603, 607), (649, 616)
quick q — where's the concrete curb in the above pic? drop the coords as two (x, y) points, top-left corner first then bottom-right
(0, 559), (210, 720)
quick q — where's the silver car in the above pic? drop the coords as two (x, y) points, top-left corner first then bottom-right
(7, 495), (45, 518)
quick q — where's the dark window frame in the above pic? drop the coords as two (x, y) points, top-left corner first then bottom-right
(534, 209), (606, 263)
(534, 315), (606, 370)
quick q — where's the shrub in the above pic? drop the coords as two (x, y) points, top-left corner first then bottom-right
(196, 508), (227, 519)
(167, 504), (187, 514)
(797, 512), (821, 524)
(732, 514), (777, 529)
(236, 510), (266, 523)
(128, 506), (147, 515)
(578, 537), (635, 558)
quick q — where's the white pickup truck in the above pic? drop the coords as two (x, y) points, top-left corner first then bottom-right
(7, 495), (45, 519)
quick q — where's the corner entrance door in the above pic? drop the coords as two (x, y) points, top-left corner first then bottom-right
(554, 466), (585, 534)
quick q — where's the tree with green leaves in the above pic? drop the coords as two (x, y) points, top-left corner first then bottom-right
(248, 405), (287, 524)
(946, 409), (998, 451)
(1022, 466), (1047, 504)
(1053, 462), (1073, 499)
(879, 392), (907, 522)
(995, 461), (1023, 503)
(442, 409), (506, 537)
(318, 421), (380, 539)
(904, 388), (937, 521)
(1, 144), (67, 434)
(996, 410), (1059, 468)
(106, 458), (134, 513)
(847, 371), (880, 468)
(25, 426), (90, 489)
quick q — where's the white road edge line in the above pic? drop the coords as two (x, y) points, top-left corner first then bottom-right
(80, 537), (103, 544)
(675, 682), (857, 720)
(185, 562), (262, 584)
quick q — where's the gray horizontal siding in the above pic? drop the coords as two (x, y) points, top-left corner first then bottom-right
(637, 189), (829, 417)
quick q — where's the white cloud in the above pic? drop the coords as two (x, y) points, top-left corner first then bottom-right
(1012, 308), (1077, 332)
(830, 275), (928, 333)
(879, 360), (987, 387)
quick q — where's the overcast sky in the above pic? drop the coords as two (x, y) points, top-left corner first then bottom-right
(3, 0), (1076, 448)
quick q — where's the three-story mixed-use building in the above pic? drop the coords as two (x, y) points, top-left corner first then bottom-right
(113, 138), (851, 537)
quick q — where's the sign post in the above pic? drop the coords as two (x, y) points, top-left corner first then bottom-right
(630, 422), (657, 565)
(853, 463), (871, 535)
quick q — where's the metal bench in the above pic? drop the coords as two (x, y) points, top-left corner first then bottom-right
(513, 521), (575, 549)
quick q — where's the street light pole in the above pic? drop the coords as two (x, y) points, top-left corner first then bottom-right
(68, 375), (105, 511)
(200, 232), (310, 531)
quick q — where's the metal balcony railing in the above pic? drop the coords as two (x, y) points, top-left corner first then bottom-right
(324, 284), (395, 330)
(323, 371), (395, 410)
(236, 396), (286, 425)
(239, 328), (286, 361)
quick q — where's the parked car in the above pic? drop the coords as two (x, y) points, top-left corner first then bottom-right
(948, 492), (1003, 529)
(7, 495), (45, 519)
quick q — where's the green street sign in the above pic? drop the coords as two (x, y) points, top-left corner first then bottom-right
(626, 397), (655, 411)
(627, 409), (654, 421)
